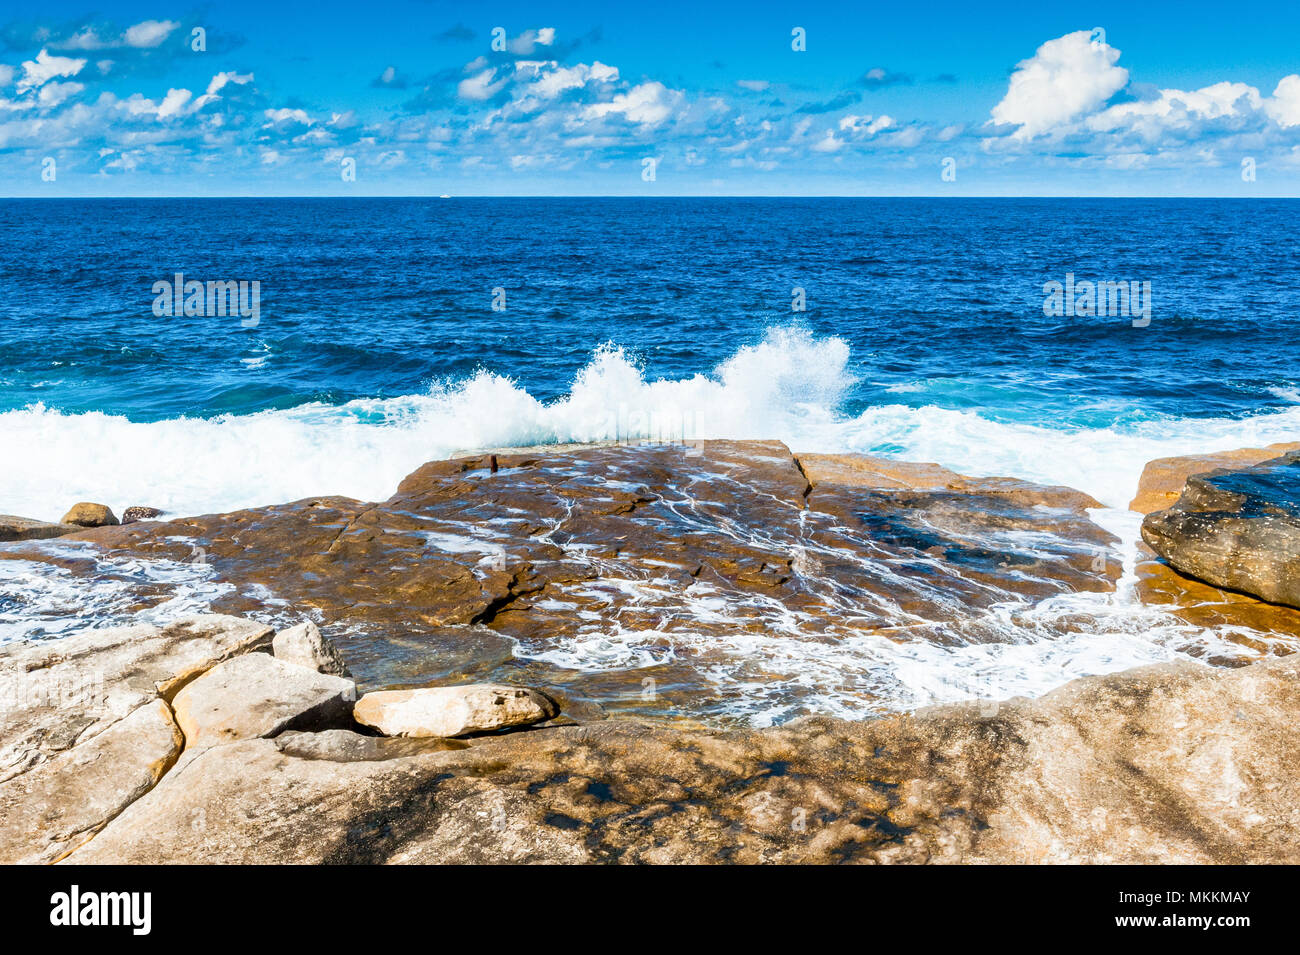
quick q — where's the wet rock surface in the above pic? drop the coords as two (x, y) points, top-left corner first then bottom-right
(63, 651), (1300, 865)
(1130, 442), (1300, 515)
(1, 442), (1124, 723)
(0, 514), (79, 542)
(1143, 450), (1300, 609)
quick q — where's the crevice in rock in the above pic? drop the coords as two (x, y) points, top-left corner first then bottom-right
(790, 454), (814, 508)
(46, 696), (185, 866)
(323, 505), (378, 555)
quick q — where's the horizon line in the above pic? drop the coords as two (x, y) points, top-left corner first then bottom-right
(3, 194), (1298, 200)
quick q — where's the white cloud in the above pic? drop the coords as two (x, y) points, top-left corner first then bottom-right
(0, 65), (14, 87)
(17, 49), (88, 93)
(53, 19), (179, 51)
(192, 71), (254, 110)
(1088, 81), (1262, 139)
(37, 81), (84, 108)
(264, 108), (313, 125)
(124, 20), (180, 49)
(156, 88), (192, 119)
(517, 61), (618, 99)
(839, 113), (894, 135)
(56, 27), (115, 51)
(458, 68), (507, 101)
(986, 33), (1300, 163)
(991, 30), (1129, 139)
(1266, 74), (1300, 128)
(581, 81), (682, 127)
(811, 130), (843, 152)
(737, 80), (770, 92)
(509, 28), (556, 55)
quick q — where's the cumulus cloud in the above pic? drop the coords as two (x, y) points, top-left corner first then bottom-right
(515, 60), (618, 99)
(1266, 75), (1300, 128)
(17, 49), (87, 93)
(581, 81), (681, 126)
(25, 18), (1300, 186)
(839, 114), (894, 136)
(1087, 81), (1263, 138)
(991, 30), (1128, 139)
(811, 130), (843, 152)
(156, 88), (192, 119)
(984, 30), (1300, 169)
(809, 113), (907, 154)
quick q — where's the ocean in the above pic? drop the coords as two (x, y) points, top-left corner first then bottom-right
(4, 197), (1300, 518)
(3, 197), (1299, 721)
(0, 197), (1297, 515)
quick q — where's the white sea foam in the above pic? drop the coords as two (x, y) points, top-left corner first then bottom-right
(0, 541), (237, 646)
(2, 324), (1298, 520)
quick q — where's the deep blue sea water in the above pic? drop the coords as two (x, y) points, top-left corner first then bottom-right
(3, 197), (1300, 517)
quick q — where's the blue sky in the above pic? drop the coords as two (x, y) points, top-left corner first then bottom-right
(2, 0), (1299, 195)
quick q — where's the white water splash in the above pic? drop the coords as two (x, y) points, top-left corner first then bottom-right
(1, 325), (1298, 519)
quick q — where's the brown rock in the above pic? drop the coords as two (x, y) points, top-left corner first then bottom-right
(1142, 450), (1300, 608)
(121, 506), (164, 525)
(60, 502), (119, 527)
(798, 451), (1104, 510)
(12, 442), (1121, 722)
(274, 729), (467, 761)
(0, 514), (79, 541)
(1129, 442), (1300, 514)
(1134, 539), (1300, 648)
